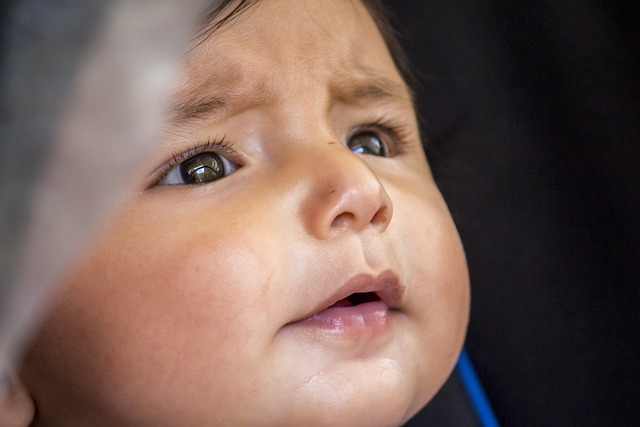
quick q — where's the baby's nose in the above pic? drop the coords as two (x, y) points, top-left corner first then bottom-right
(296, 143), (393, 240)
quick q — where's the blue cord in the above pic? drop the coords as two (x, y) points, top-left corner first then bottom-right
(455, 348), (500, 427)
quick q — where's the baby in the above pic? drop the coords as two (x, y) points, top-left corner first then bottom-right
(4, 0), (469, 425)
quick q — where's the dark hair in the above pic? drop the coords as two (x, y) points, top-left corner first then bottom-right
(194, 0), (415, 90)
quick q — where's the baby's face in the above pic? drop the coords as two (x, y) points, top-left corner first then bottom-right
(23, 0), (469, 425)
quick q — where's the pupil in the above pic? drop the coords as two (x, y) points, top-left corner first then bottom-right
(181, 153), (224, 184)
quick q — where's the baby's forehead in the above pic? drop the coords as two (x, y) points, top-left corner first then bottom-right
(191, 1), (398, 75)
(172, 59), (410, 124)
(190, 2), (388, 65)
(170, 0), (412, 124)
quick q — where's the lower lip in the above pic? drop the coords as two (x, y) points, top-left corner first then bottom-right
(286, 301), (392, 335)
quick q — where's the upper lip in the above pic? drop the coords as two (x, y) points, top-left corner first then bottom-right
(291, 269), (404, 323)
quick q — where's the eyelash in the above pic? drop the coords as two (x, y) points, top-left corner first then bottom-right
(150, 137), (238, 188)
(150, 117), (412, 188)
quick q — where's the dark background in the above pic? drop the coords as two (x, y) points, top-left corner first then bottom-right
(389, 1), (640, 426)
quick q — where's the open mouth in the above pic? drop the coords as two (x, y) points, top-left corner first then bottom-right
(330, 292), (381, 308)
(291, 290), (390, 336)
(282, 270), (403, 337)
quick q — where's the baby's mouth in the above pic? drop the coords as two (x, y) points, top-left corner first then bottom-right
(283, 270), (404, 337)
(329, 292), (381, 308)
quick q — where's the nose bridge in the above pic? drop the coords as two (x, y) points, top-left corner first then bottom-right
(291, 141), (394, 240)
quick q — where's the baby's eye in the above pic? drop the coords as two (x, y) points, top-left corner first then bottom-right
(347, 131), (388, 157)
(160, 152), (237, 185)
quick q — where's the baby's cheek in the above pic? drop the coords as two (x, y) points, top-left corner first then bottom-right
(111, 223), (273, 376)
(405, 203), (468, 330)
(31, 211), (276, 423)
(391, 186), (470, 396)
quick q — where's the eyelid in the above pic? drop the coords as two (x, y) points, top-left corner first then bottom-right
(149, 137), (239, 188)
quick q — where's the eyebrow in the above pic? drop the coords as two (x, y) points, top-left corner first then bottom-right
(331, 74), (412, 105)
(168, 92), (230, 124)
(168, 73), (411, 124)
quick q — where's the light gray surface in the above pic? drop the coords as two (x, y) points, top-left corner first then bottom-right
(1, 0), (106, 310)
(0, 0), (209, 386)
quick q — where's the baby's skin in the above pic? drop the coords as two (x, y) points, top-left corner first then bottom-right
(19, 0), (470, 425)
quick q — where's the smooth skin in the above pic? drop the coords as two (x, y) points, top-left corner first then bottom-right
(18, 0), (470, 425)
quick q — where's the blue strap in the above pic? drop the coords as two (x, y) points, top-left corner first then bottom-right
(456, 348), (500, 427)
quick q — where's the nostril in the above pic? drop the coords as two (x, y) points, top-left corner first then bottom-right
(331, 212), (355, 230)
(330, 205), (390, 232)
(370, 206), (390, 226)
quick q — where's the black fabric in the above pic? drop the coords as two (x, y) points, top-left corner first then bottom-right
(389, 1), (640, 426)
(406, 371), (481, 426)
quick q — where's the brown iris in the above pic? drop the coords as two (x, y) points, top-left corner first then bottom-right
(181, 153), (225, 184)
(348, 131), (387, 156)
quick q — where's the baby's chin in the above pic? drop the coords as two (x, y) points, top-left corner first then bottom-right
(246, 317), (447, 426)
(243, 382), (425, 426)
(274, 372), (425, 427)
(252, 353), (432, 426)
